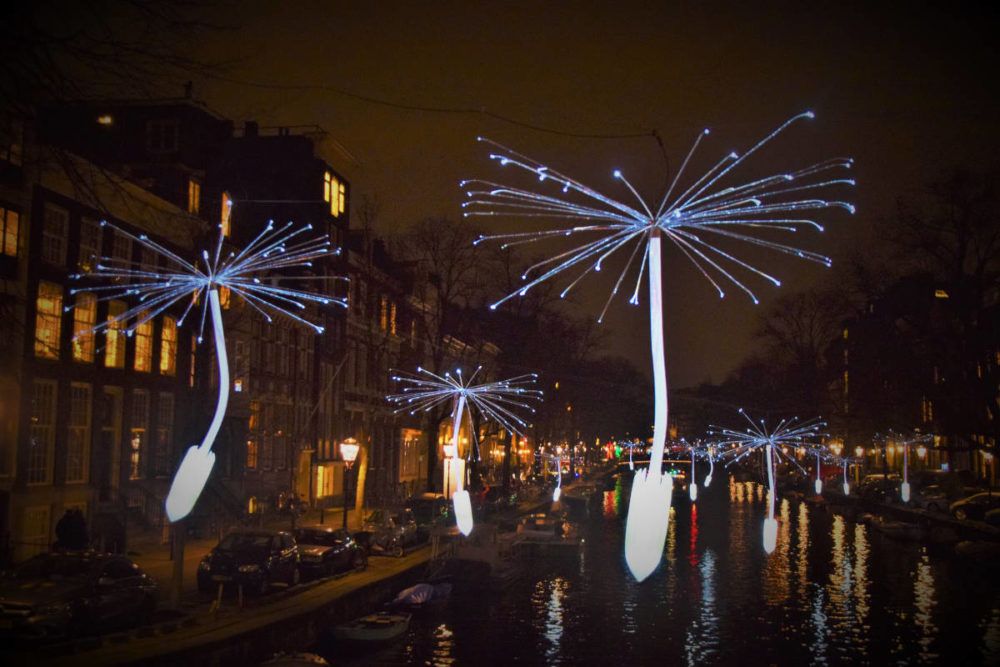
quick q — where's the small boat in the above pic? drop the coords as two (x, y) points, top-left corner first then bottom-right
(259, 653), (330, 667)
(871, 518), (926, 541)
(391, 582), (452, 608)
(333, 611), (411, 642)
(955, 540), (1000, 561)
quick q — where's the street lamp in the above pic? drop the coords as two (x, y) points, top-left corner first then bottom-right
(339, 438), (360, 530)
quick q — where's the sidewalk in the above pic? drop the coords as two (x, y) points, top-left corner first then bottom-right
(127, 507), (357, 606)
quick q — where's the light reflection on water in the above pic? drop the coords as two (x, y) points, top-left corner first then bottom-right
(332, 476), (999, 666)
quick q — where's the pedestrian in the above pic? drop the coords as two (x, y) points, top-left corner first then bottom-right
(54, 510), (73, 551)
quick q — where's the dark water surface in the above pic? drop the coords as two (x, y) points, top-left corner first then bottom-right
(322, 477), (1000, 666)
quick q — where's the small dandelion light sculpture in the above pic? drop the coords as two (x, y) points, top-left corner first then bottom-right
(464, 112), (853, 580)
(688, 444), (699, 502)
(553, 451), (563, 503)
(73, 221), (345, 522)
(841, 456), (853, 496)
(713, 410), (826, 554)
(814, 450), (824, 495)
(878, 431), (934, 503)
(387, 366), (542, 535)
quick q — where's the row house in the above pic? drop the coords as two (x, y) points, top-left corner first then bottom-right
(0, 123), (205, 562)
(828, 274), (1000, 484)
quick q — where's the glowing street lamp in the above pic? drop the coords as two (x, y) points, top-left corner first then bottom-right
(466, 113), (852, 581)
(339, 438), (360, 530)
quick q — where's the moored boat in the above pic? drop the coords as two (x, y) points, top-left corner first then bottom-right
(333, 611), (411, 642)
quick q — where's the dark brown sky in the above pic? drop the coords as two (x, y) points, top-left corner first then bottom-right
(192, 1), (999, 388)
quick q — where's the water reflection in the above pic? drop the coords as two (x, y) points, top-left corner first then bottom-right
(431, 624), (455, 666)
(913, 551), (938, 662)
(332, 475), (1000, 666)
(685, 549), (719, 666)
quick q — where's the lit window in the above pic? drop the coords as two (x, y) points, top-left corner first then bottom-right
(97, 114), (114, 126)
(104, 300), (126, 368)
(41, 204), (68, 266)
(130, 390), (149, 479)
(34, 281), (62, 359)
(160, 316), (177, 376)
(66, 383), (92, 483)
(78, 218), (101, 270)
(934, 289), (949, 299)
(219, 285), (231, 309)
(187, 179), (201, 214)
(246, 439), (258, 469)
(134, 313), (153, 372)
(72, 292), (97, 362)
(324, 171), (344, 217)
(389, 302), (397, 335)
(379, 296), (388, 332)
(0, 206), (18, 257)
(221, 191), (233, 237)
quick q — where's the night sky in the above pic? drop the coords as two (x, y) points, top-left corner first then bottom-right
(192, 1), (999, 388)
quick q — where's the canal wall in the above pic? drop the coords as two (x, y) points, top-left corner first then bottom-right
(43, 549), (433, 667)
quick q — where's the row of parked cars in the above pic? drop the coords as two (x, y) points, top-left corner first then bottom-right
(856, 470), (1000, 524)
(0, 490), (494, 642)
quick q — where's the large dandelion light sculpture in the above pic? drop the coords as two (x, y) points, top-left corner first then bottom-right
(387, 366), (542, 536)
(464, 112), (853, 580)
(713, 410), (827, 553)
(73, 221), (345, 522)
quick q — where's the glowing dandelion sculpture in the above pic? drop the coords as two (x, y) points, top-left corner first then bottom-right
(713, 410), (826, 554)
(464, 112), (853, 580)
(688, 445), (699, 502)
(74, 221), (345, 522)
(878, 431), (934, 503)
(387, 366), (542, 535)
(553, 452), (564, 502)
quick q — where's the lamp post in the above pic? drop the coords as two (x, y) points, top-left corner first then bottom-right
(339, 438), (360, 531)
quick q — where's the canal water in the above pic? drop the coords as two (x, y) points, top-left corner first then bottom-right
(320, 477), (1000, 666)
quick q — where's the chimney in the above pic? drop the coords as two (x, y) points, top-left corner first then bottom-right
(244, 121), (258, 137)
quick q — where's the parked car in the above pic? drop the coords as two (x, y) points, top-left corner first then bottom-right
(913, 484), (951, 512)
(950, 492), (1000, 521)
(293, 527), (366, 579)
(0, 552), (157, 640)
(859, 474), (901, 500)
(405, 493), (453, 539)
(360, 509), (419, 557)
(197, 529), (300, 595)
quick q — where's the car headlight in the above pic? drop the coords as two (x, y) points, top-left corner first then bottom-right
(237, 564), (260, 573)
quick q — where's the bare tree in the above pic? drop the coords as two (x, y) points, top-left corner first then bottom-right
(392, 217), (493, 491)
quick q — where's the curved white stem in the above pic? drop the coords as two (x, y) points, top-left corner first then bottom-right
(451, 393), (474, 536)
(625, 231), (673, 581)
(165, 288), (228, 522)
(763, 443), (777, 554)
(842, 460), (850, 496)
(814, 452), (823, 495)
(648, 232), (669, 473)
(705, 448), (714, 487)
